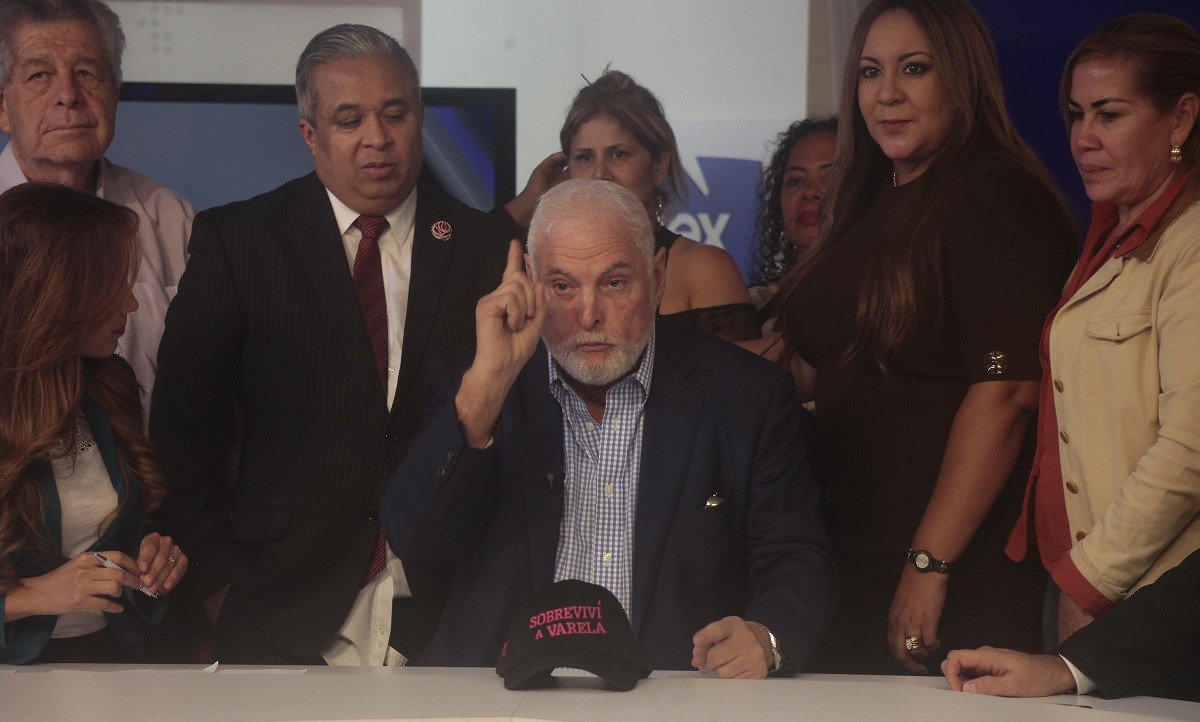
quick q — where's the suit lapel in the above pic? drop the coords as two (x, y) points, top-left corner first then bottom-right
(630, 321), (703, 632)
(82, 397), (134, 549)
(517, 347), (566, 587)
(290, 173), (384, 409)
(393, 184), (457, 416)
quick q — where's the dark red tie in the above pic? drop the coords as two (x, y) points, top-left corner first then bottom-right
(353, 215), (389, 393)
(354, 215), (390, 585)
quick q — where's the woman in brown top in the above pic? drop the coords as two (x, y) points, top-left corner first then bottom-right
(504, 70), (759, 342)
(776, 0), (1075, 673)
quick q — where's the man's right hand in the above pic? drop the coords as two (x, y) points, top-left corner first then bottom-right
(942, 646), (1075, 697)
(456, 240), (545, 447)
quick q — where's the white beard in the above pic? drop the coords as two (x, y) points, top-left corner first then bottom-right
(548, 330), (649, 387)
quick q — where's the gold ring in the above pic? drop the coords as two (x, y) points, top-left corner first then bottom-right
(168, 556), (176, 565)
(904, 635), (923, 651)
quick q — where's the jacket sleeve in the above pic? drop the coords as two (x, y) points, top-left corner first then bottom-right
(150, 211), (244, 600)
(1059, 548), (1200, 698)
(382, 352), (503, 565)
(742, 367), (839, 669)
(0, 595), (54, 665)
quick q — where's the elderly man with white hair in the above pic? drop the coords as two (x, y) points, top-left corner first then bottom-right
(385, 178), (837, 677)
(0, 0), (193, 417)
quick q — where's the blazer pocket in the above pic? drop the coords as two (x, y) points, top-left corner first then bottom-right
(231, 505), (291, 541)
(673, 495), (733, 534)
(1086, 310), (1152, 342)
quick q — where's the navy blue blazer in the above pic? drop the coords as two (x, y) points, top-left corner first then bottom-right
(1059, 547), (1200, 701)
(0, 396), (165, 664)
(384, 319), (838, 670)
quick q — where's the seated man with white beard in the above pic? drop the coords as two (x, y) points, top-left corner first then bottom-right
(383, 179), (837, 678)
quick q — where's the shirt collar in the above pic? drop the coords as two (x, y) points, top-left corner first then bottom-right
(326, 186), (418, 243)
(94, 156), (111, 199)
(547, 327), (657, 401)
(0, 144), (107, 197)
(1087, 171), (1193, 259)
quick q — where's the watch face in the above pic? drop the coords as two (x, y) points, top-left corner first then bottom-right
(914, 551), (932, 570)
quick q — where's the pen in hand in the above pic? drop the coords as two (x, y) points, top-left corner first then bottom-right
(92, 552), (159, 598)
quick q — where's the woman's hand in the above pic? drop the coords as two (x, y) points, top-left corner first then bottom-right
(4, 551), (143, 621)
(888, 565), (948, 673)
(503, 152), (568, 226)
(136, 532), (187, 595)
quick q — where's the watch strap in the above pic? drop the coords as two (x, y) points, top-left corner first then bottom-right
(907, 548), (952, 574)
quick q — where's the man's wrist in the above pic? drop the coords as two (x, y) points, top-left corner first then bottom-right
(746, 621), (786, 672)
(1059, 655), (1097, 695)
(455, 368), (505, 448)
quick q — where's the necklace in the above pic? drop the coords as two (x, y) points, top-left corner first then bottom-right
(892, 169), (898, 187)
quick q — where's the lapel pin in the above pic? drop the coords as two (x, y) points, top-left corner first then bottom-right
(431, 220), (453, 241)
(705, 494), (725, 508)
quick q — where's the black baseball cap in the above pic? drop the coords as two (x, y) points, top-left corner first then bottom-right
(496, 579), (654, 691)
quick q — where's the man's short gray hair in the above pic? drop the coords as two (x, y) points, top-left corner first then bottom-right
(527, 179), (656, 278)
(295, 23), (420, 122)
(0, 0), (124, 87)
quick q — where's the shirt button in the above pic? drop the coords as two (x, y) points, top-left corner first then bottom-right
(1076, 530), (1088, 541)
(585, 422), (595, 431)
(1059, 430), (1069, 444)
(1054, 379), (1064, 393)
(604, 483), (614, 497)
(1065, 481), (1079, 494)
(388, 364), (397, 372)
(602, 552), (612, 565)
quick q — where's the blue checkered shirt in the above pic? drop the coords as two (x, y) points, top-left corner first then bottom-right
(549, 330), (656, 617)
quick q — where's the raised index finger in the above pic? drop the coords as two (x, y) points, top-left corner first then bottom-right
(502, 239), (526, 280)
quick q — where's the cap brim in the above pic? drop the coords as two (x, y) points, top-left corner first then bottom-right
(501, 648), (648, 692)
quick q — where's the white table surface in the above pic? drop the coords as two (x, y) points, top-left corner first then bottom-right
(1, 665), (1196, 722)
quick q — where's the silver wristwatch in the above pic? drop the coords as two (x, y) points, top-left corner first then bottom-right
(765, 627), (785, 673)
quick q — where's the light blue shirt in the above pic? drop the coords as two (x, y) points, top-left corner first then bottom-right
(549, 331), (656, 618)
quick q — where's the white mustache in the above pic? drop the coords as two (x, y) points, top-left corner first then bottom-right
(567, 333), (618, 349)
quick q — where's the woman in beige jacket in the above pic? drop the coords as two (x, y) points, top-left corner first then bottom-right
(1007, 14), (1200, 648)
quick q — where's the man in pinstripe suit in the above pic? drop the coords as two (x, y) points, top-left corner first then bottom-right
(150, 24), (518, 664)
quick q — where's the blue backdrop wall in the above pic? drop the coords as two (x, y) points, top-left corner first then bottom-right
(974, 1), (1200, 236)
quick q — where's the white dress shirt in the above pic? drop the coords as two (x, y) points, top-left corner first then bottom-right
(320, 188), (416, 666)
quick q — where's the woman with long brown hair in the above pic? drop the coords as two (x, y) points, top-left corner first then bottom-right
(777, 0), (1075, 673)
(0, 183), (187, 663)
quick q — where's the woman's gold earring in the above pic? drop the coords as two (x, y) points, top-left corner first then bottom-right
(1171, 145), (1183, 165)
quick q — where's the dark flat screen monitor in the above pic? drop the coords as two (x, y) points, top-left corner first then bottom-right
(1, 83), (515, 212)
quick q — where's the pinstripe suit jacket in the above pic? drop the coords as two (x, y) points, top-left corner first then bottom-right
(150, 173), (516, 662)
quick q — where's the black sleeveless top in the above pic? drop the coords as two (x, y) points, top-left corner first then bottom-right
(654, 227), (759, 342)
